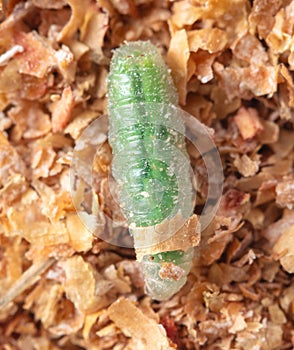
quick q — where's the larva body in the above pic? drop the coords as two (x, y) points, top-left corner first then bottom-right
(107, 41), (194, 300)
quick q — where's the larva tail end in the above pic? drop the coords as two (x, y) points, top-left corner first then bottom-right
(141, 248), (193, 301)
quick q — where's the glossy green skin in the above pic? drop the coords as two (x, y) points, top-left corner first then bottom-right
(107, 42), (193, 290)
(107, 44), (177, 109)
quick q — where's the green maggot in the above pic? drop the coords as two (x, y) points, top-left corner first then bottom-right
(107, 41), (196, 300)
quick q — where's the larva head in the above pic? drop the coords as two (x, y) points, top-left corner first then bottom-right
(107, 41), (178, 110)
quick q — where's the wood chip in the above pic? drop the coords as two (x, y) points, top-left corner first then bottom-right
(108, 298), (173, 350)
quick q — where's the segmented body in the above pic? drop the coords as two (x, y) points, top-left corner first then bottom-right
(107, 41), (194, 300)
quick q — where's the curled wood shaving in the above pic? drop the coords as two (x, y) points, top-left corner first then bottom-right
(132, 214), (200, 262)
(167, 29), (189, 105)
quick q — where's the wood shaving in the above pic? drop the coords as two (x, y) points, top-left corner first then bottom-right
(234, 107), (264, 140)
(273, 225), (294, 273)
(51, 86), (75, 133)
(133, 214), (200, 261)
(158, 262), (186, 281)
(0, 0), (293, 349)
(108, 298), (174, 350)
